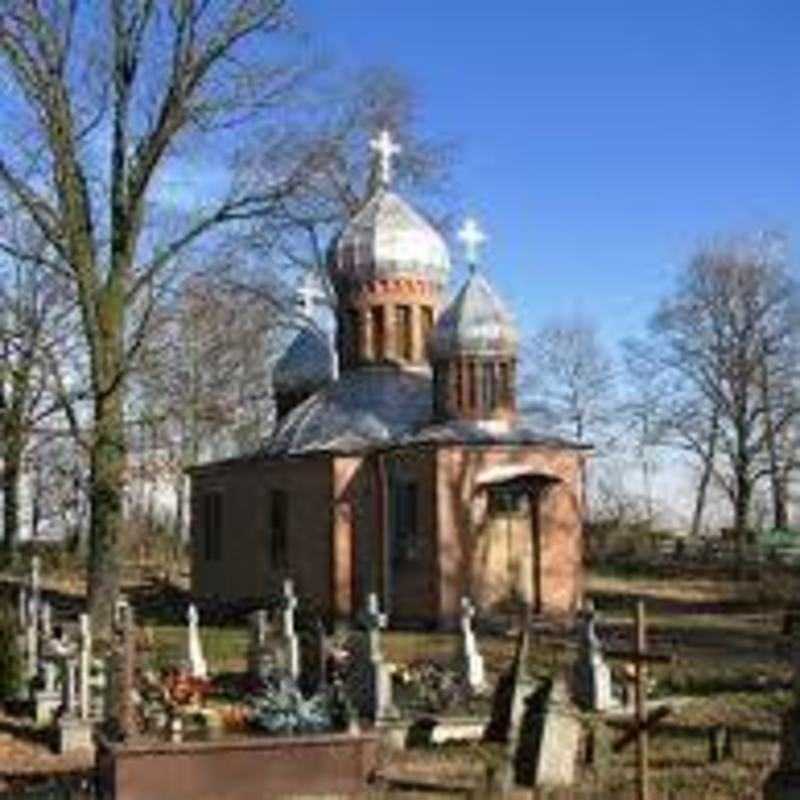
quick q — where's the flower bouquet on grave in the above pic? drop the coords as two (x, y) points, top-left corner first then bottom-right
(162, 668), (213, 709)
(247, 674), (332, 735)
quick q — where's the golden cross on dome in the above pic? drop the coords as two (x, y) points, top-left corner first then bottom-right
(458, 217), (487, 268)
(369, 129), (401, 187)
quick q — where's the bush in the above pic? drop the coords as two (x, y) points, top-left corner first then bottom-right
(0, 603), (23, 702)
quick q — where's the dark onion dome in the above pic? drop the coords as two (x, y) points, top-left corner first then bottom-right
(265, 367), (432, 456)
(272, 326), (335, 396)
(329, 187), (450, 287)
(429, 271), (518, 360)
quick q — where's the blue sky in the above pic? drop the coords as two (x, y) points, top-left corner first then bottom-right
(302, 1), (799, 349)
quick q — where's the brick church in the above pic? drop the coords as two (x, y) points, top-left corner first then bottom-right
(190, 132), (589, 628)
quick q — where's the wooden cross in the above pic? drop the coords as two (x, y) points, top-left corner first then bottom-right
(603, 599), (675, 800)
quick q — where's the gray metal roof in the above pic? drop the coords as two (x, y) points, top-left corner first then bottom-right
(272, 326), (335, 394)
(430, 270), (518, 360)
(330, 188), (450, 286)
(265, 367), (433, 456)
(396, 419), (590, 450)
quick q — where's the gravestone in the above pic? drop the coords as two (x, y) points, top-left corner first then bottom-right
(485, 629), (537, 743)
(18, 586), (28, 629)
(30, 556), (41, 618)
(185, 603), (208, 679)
(346, 593), (398, 722)
(572, 600), (614, 711)
(279, 580), (300, 681)
(78, 614), (92, 720)
(33, 660), (61, 726)
(57, 657), (94, 754)
(24, 601), (39, 687)
(40, 601), (53, 644)
(247, 609), (271, 676)
(457, 597), (486, 693)
(513, 675), (581, 789)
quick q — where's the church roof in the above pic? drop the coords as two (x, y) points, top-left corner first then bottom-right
(429, 270), (518, 360)
(272, 325), (335, 395)
(265, 367), (432, 456)
(396, 419), (590, 450)
(329, 187), (450, 287)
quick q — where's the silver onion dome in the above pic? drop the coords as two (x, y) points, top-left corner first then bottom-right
(429, 271), (518, 360)
(329, 187), (450, 287)
(272, 326), (335, 396)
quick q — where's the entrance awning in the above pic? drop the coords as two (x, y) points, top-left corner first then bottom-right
(474, 464), (561, 487)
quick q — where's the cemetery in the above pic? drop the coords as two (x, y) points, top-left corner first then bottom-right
(0, 554), (799, 799)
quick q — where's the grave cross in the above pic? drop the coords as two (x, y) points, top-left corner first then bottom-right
(460, 596), (476, 632)
(603, 599), (674, 800)
(365, 592), (388, 631)
(282, 579), (298, 638)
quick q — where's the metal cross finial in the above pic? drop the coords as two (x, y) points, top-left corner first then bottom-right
(296, 273), (326, 317)
(369, 129), (401, 187)
(458, 217), (487, 269)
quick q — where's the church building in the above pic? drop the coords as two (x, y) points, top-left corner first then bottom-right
(190, 132), (589, 628)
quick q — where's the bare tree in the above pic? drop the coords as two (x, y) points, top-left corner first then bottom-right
(0, 234), (76, 550)
(130, 271), (281, 538)
(0, 0), (327, 634)
(522, 317), (615, 444)
(651, 232), (800, 547)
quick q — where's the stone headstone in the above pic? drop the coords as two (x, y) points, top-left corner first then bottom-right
(18, 586), (28, 630)
(33, 661), (61, 727)
(78, 614), (92, 720)
(485, 629), (536, 744)
(186, 603), (208, 680)
(346, 593), (397, 722)
(572, 600), (614, 711)
(458, 597), (486, 693)
(247, 609), (271, 676)
(39, 601), (53, 643)
(279, 580), (300, 681)
(25, 610), (38, 685)
(30, 556), (41, 614)
(512, 675), (581, 789)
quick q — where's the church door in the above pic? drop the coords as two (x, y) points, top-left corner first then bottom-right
(478, 479), (536, 616)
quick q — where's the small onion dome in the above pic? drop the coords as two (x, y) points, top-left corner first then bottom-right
(329, 188), (450, 287)
(272, 327), (334, 396)
(429, 271), (518, 360)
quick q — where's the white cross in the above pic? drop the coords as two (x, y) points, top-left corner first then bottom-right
(458, 217), (487, 267)
(296, 274), (327, 317)
(461, 596), (475, 622)
(365, 592), (387, 631)
(369, 129), (401, 187)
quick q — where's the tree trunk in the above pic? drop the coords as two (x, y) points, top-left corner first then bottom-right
(690, 412), (719, 538)
(733, 470), (752, 580)
(2, 436), (22, 550)
(87, 285), (127, 640)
